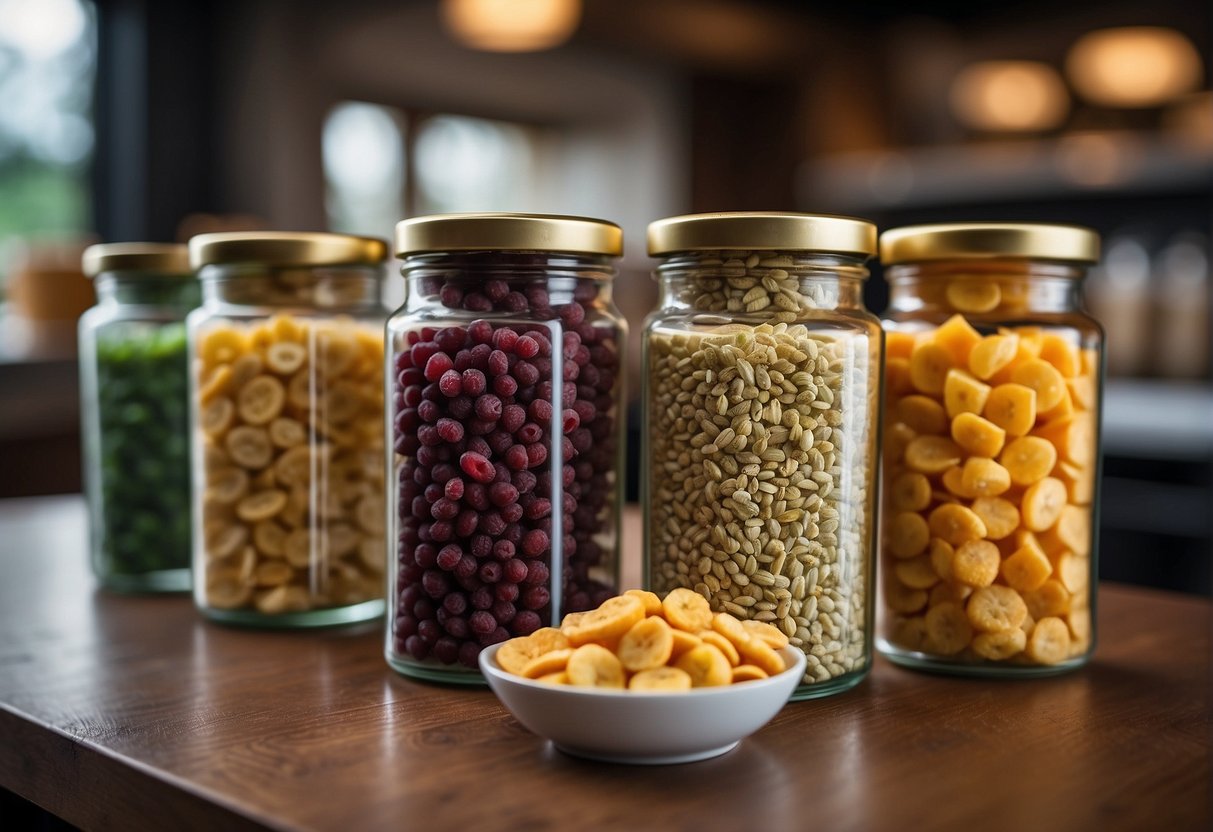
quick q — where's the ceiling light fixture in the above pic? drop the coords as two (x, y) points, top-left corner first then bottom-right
(949, 60), (1070, 132)
(442, 0), (581, 53)
(1066, 26), (1203, 108)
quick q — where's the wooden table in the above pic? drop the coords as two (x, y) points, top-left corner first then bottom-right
(1, 496), (1209, 831)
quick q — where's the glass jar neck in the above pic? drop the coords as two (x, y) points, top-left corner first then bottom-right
(654, 250), (870, 314)
(401, 251), (616, 313)
(95, 273), (201, 309)
(200, 263), (384, 310)
(886, 260), (1086, 318)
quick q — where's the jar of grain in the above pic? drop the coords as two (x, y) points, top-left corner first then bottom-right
(387, 213), (626, 682)
(643, 212), (881, 700)
(878, 222), (1102, 675)
(79, 243), (199, 592)
(188, 232), (389, 627)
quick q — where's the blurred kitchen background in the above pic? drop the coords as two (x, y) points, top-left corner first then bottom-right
(0, 0), (1209, 594)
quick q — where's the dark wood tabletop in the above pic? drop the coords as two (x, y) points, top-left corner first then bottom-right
(1, 496), (1209, 832)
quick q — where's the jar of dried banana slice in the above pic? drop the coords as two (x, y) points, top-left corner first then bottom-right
(642, 212), (881, 699)
(878, 223), (1102, 676)
(188, 232), (389, 626)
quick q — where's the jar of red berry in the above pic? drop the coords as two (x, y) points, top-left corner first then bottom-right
(387, 213), (627, 682)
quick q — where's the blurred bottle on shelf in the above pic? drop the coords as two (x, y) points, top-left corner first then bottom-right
(1153, 231), (1210, 380)
(1, 236), (97, 361)
(1086, 234), (1152, 377)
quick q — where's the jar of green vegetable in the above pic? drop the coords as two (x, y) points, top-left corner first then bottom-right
(79, 243), (200, 591)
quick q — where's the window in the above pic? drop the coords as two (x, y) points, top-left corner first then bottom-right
(322, 104), (545, 237)
(0, 0), (96, 248)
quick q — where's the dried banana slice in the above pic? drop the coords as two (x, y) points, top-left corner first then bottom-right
(566, 644), (626, 689)
(562, 595), (644, 646)
(238, 375), (286, 425)
(661, 587), (713, 632)
(629, 667), (693, 691)
(617, 616), (674, 671)
(266, 341), (307, 375)
(673, 643), (732, 687)
(236, 489), (288, 522)
(225, 426), (273, 469)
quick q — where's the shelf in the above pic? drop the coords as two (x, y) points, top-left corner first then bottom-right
(797, 132), (1213, 214)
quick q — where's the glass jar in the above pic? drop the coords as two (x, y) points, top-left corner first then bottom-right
(188, 232), (389, 627)
(387, 213), (626, 682)
(877, 222), (1103, 676)
(642, 212), (881, 700)
(79, 243), (200, 591)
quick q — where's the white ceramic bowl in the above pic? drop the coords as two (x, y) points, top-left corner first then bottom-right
(479, 643), (806, 765)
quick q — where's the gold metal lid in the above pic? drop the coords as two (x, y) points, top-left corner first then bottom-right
(394, 213), (623, 257)
(647, 212), (877, 257)
(82, 243), (192, 278)
(188, 232), (389, 269)
(881, 223), (1101, 265)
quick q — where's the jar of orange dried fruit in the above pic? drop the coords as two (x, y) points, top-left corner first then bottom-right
(877, 223), (1102, 675)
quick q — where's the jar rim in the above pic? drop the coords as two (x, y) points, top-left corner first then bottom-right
(189, 232), (389, 270)
(646, 212), (877, 258)
(395, 213), (622, 257)
(880, 223), (1100, 266)
(82, 243), (192, 278)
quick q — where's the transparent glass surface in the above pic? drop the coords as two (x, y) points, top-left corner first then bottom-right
(878, 261), (1102, 675)
(642, 251), (881, 700)
(385, 253), (625, 682)
(189, 264), (388, 627)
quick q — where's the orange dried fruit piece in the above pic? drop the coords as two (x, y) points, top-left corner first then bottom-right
(1056, 552), (1090, 594)
(1039, 333), (1081, 378)
(201, 397), (235, 437)
(928, 538), (954, 582)
(731, 665), (770, 683)
(617, 616), (675, 671)
(562, 595), (645, 646)
(884, 422), (918, 462)
(944, 369), (991, 419)
(929, 582), (971, 608)
(522, 648), (575, 679)
(897, 394), (949, 435)
(972, 628), (1027, 661)
(946, 280), (1001, 313)
(952, 539), (1001, 587)
(984, 383), (1037, 437)
(624, 588), (664, 616)
(960, 457), (1011, 497)
(968, 333), (1019, 380)
(200, 327), (249, 369)
(629, 667), (693, 692)
(699, 630), (741, 666)
(886, 329), (917, 360)
(1000, 436), (1058, 486)
(1066, 374), (1097, 411)
(933, 314), (983, 366)
(925, 601), (974, 655)
(237, 375), (287, 425)
(895, 555), (940, 590)
(889, 471), (932, 512)
(1052, 505), (1091, 557)
(942, 466), (975, 499)
(1025, 616), (1071, 665)
(888, 511), (931, 558)
(1067, 608), (1092, 644)
(661, 587), (713, 632)
(951, 412), (1006, 458)
(225, 426), (274, 470)
(1024, 579), (1070, 619)
(928, 503), (988, 546)
(674, 643), (732, 687)
(966, 585), (1028, 632)
(969, 496), (1020, 541)
(1010, 359), (1066, 412)
(1033, 413), (1095, 468)
(537, 671), (570, 686)
(1022, 477), (1067, 532)
(668, 628), (702, 659)
(885, 357), (915, 396)
(566, 644), (626, 688)
(265, 341), (308, 376)
(893, 616), (931, 652)
(1001, 538), (1054, 593)
(1057, 460), (1094, 505)
(885, 580), (928, 614)
(905, 435), (963, 475)
(741, 619), (791, 649)
(235, 489), (288, 522)
(910, 341), (955, 395)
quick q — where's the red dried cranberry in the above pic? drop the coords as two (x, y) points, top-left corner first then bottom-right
(436, 418), (464, 443)
(488, 482), (519, 507)
(515, 335), (540, 358)
(493, 375), (518, 397)
(436, 545), (462, 571)
(468, 319), (494, 344)
(461, 368), (487, 396)
(515, 423), (542, 444)
(487, 349), (509, 376)
(492, 539), (516, 560)
(522, 585), (551, 610)
(459, 452), (495, 484)
(438, 369), (463, 397)
(523, 558), (550, 585)
(526, 443), (548, 467)
(478, 561), (502, 583)
(511, 610), (541, 636)
(504, 444), (529, 471)
(444, 478), (465, 501)
(504, 558), (529, 583)
(513, 361), (540, 387)
(495, 581), (520, 602)
(475, 394), (502, 421)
